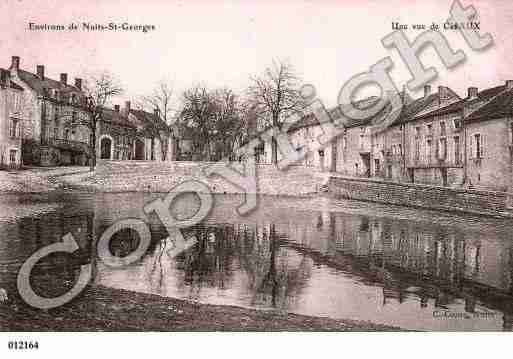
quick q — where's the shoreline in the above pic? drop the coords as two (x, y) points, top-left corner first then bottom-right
(0, 285), (402, 331)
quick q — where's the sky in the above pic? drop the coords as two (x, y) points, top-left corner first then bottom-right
(0, 0), (512, 110)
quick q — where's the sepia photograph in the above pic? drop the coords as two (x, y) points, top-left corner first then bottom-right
(1, 0), (513, 355)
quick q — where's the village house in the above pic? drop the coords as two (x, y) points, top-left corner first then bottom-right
(390, 85), (461, 185)
(2, 56), (176, 167)
(463, 80), (513, 191)
(7, 56), (92, 166)
(97, 101), (176, 162)
(332, 95), (407, 178)
(97, 104), (137, 161)
(127, 105), (176, 162)
(249, 105), (342, 172)
(8, 56), (91, 166)
(0, 69), (26, 168)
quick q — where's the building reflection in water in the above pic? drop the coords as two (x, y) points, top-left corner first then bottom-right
(3, 193), (513, 330)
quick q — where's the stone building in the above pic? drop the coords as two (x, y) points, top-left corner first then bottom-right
(7, 56), (92, 166)
(332, 95), (412, 178)
(0, 69), (26, 168)
(96, 101), (176, 162)
(391, 85), (461, 185)
(3, 55), (177, 167)
(97, 105), (137, 161)
(463, 81), (513, 191)
(127, 105), (175, 162)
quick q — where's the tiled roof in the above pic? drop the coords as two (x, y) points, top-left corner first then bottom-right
(286, 111), (333, 133)
(331, 92), (411, 130)
(129, 109), (170, 132)
(336, 96), (383, 128)
(415, 85), (505, 119)
(391, 93), (440, 125)
(466, 87), (513, 122)
(16, 69), (83, 97)
(101, 107), (136, 128)
(0, 68), (24, 91)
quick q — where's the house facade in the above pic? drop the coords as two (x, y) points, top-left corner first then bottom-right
(96, 102), (176, 162)
(8, 56), (92, 166)
(463, 81), (513, 191)
(329, 81), (513, 193)
(0, 69), (26, 168)
(2, 55), (176, 167)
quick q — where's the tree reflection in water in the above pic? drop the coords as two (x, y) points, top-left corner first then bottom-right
(139, 223), (314, 311)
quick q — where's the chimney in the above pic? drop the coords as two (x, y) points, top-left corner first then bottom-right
(74, 78), (82, 90)
(10, 56), (20, 71)
(124, 101), (131, 114)
(60, 73), (67, 85)
(468, 87), (478, 99)
(0, 69), (9, 85)
(114, 104), (120, 112)
(438, 86), (450, 103)
(36, 65), (45, 80)
(506, 80), (513, 90)
(424, 85), (431, 98)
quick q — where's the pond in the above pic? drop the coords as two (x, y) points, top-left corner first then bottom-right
(1, 191), (513, 331)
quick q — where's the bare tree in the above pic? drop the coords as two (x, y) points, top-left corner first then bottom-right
(67, 71), (123, 171)
(140, 80), (176, 125)
(177, 86), (247, 161)
(247, 59), (305, 164)
(177, 85), (216, 160)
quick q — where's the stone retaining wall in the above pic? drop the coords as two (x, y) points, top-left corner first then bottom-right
(328, 175), (513, 218)
(93, 160), (322, 195)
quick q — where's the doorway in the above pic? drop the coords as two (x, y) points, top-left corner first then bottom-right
(135, 139), (145, 160)
(100, 137), (112, 159)
(441, 168), (448, 186)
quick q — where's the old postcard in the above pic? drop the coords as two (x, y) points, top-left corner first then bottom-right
(0, 0), (512, 356)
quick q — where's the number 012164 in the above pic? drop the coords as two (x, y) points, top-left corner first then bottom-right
(8, 341), (39, 350)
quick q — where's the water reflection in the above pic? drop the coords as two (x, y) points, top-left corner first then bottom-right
(2, 192), (513, 330)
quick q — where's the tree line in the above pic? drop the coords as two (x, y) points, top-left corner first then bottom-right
(65, 59), (306, 170)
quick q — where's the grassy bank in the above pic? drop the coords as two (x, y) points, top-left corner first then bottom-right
(0, 285), (401, 331)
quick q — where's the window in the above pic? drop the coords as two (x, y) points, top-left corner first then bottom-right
(426, 139), (432, 162)
(427, 123), (433, 135)
(453, 118), (462, 129)
(470, 133), (483, 159)
(440, 121), (446, 136)
(64, 128), (70, 140)
(474, 134), (482, 158)
(415, 126), (421, 137)
(439, 138), (447, 160)
(54, 127), (58, 139)
(374, 159), (380, 174)
(9, 149), (16, 164)
(454, 136), (461, 164)
(398, 144), (402, 155)
(9, 119), (19, 138)
(13, 93), (22, 111)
